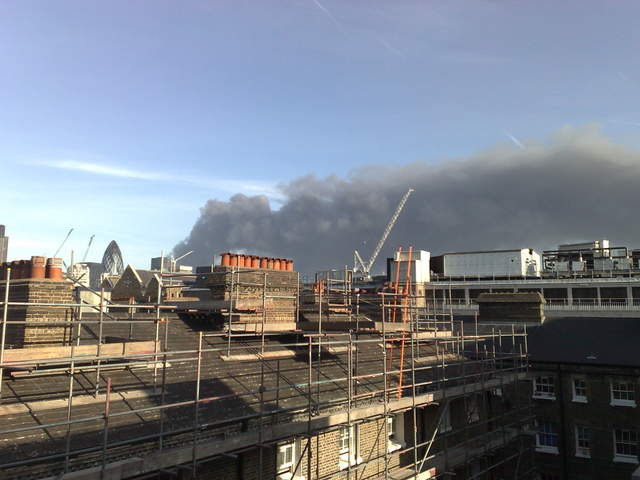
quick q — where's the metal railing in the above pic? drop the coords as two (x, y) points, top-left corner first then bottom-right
(430, 273), (640, 285)
(431, 299), (640, 312)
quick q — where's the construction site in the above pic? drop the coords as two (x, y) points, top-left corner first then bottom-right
(0, 243), (535, 480)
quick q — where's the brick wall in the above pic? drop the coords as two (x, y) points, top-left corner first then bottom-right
(206, 267), (298, 325)
(477, 292), (545, 324)
(192, 416), (408, 480)
(532, 362), (640, 480)
(0, 279), (74, 347)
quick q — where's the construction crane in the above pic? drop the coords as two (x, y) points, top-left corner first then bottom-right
(170, 250), (194, 272)
(353, 188), (414, 280)
(53, 228), (74, 258)
(81, 235), (95, 262)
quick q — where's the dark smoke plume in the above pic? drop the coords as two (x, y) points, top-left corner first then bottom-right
(174, 126), (640, 275)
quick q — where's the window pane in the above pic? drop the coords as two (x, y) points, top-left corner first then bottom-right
(277, 441), (295, 472)
(535, 377), (555, 397)
(612, 382), (635, 401)
(576, 425), (591, 456)
(537, 421), (558, 447)
(615, 429), (638, 457)
(339, 427), (349, 451)
(574, 379), (586, 397)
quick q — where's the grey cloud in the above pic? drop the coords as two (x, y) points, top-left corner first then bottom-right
(174, 126), (640, 275)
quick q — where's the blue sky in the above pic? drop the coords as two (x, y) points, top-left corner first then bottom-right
(2, 1), (640, 267)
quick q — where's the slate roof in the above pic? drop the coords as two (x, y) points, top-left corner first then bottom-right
(528, 316), (640, 367)
(135, 268), (158, 288)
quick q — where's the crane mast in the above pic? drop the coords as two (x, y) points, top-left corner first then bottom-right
(354, 188), (414, 280)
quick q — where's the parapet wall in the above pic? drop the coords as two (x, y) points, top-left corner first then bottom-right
(0, 279), (74, 347)
(477, 292), (545, 325)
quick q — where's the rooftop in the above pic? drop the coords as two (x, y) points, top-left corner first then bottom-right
(528, 316), (640, 367)
(0, 313), (525, 479)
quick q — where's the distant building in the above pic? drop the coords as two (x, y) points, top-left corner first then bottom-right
(68, 262), (105, 290)
(0, 225), (8, 263)
(111, 265), (160, 303)
(150, 256), (169, 272)
(175, 264), (193, 273)
(151, 256), (193, 273)
(69, 263), (90, 288)
(102, 240), (124, 275)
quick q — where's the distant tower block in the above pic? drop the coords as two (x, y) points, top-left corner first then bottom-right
(0, 225), (8, 263)
(102, 240), (124, 275)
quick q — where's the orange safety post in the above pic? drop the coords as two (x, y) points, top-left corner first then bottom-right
(397, 245), (413, 400)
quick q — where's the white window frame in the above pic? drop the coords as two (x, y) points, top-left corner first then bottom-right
(533, 376), (556, 400)
(613, 428), (639, 464)
(572, 377), (587, 403)
(575, 425), (591, 458)
(338, 425), (362, 470)
(535, 420), (559, 454)
(276, 438), (304, 480)
(387, 414), (405, 453)
(610, 380), (636, 407)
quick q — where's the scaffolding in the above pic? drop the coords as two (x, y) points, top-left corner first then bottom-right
(0, 258), (534, 480)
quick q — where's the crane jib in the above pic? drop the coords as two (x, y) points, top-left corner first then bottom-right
(354, 188), (414, 278)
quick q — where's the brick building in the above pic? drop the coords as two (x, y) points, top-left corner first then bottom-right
(528, 317), (640, 479)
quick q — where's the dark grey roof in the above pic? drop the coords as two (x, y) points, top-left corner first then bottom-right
(528, 316), (640, 367)
(135, 268), (158, 286)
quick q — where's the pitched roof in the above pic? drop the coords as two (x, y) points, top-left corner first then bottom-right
(528, 316), (640, 367)
(101, 275), (118, 289)
(135, 269), (158, 287)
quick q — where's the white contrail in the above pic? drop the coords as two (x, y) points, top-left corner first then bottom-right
(503, 130), (525, 150)
(377, 37), (404, 58)
(309, 0), (404, 58)
(310, 0), (346, 34)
